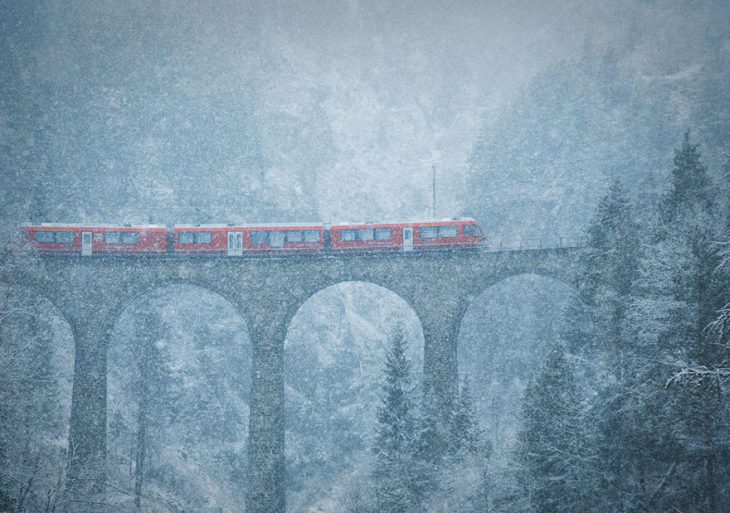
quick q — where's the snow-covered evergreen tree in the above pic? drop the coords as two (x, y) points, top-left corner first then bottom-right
(372, 324), (418, 513)
(515, 345), (589, 513)
(660, 130), (714, 225)
(567, 178), (647, 511)
(449, 378), (483, 458)
(423, 378), (492, 513)
(628, 130), (730, 512)
(576, 179), (641, 369)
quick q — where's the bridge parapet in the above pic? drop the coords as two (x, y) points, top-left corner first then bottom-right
(485, 237), (584, 252)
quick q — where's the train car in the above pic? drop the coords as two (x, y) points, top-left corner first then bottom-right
(330, 218), (483, 253)
(173, 223), (326, 256)
(21, 224), (168, 256)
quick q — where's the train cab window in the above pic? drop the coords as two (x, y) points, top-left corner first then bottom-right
(286, 231), (303, 243)
(105, 232), (122, 244)
(419, 227), (439, 239)
(341, 230), (356, 242)
(55, 231), (75, 244)
(439, 226), (458, 238)
(35, 231), (56, 243)
(303, 230), (321, 243)
(357, 228), (374, 241)
(178, 232), (195, 244)
(251, 231), (269, 245)
(472, 225), (482, 237)
(194, 232), (211, 244)
(374, 228), (392, 241)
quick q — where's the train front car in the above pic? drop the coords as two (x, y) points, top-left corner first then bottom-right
(412, 218), (484, 251)
(22, 224), (167, 256)
(463, 218), (485, 248)
(173, 224), (326, 256)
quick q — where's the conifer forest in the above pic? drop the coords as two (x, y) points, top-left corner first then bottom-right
(1, 1), (729, 512)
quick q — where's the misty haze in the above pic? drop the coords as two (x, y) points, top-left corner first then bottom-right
(1, 1), (729, 513)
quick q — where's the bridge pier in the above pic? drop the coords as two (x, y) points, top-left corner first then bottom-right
(64, 311), (113, 513)
(244, 293), (290, 513)
(413, 293), (469, 421)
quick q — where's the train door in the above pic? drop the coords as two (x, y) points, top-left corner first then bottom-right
(81, 232), (92, 256)
(324, 229), (331, 251)
(402, 227), (413, 252)
(227, 232), (242, 256)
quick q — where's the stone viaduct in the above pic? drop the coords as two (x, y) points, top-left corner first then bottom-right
(2, 247), (579, 513)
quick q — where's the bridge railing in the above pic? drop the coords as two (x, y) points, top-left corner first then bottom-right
(485, 237), (584, 252)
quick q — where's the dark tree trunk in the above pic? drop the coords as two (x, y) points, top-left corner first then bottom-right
(134, 373), (149, 509)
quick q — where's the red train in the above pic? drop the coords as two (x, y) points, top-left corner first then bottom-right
(20, 219), (484, 256)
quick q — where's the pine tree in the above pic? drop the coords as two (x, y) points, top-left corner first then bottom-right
(660, 129), (713, 224)
(372, 324), (418, 513)
(629, 130), (730, 512)
(427, 377), (492, 513)
(450, 378), (482, 458)
(515, 345), (588, 513)
(576, 178), (640, 368)
(568, 179), (646, 511)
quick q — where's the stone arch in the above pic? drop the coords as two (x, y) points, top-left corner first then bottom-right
(105, 282), (252, 511)
(454, 254), (582, 373)
(456, 272), (588, 462)
(464, 261), (577, 301)
(0, 282), (75, 511)
(0, 281), (76, 409)
(283, 280), (425, 512)
(107, 277), (252, 334)
(457, 266), (585, 368)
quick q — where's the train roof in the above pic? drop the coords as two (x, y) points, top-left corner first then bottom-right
(328, 217), (478, 226)
(21, 218), (478, 230)
(174, 219), (477, 229)
(174, 222), (326, 229)
(22, 223), (166, 229)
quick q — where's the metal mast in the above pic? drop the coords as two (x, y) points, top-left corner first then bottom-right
(432, 164), (436, 219)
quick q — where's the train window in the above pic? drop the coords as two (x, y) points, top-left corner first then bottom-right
(251, 231), (269, 244)
(35, 231), (56, 243)
(178, 232), (195, 244)
(464, 225), (471, 237)
(178, 232), (210, 244)
(270, 232), (285, 248)
(105, 232), (122, 244)
(419, 227), (439, 239)
(286, 231), (303, 243)
(439, 226), (458, 238)
(55, 231), (75, 244)
(303, 230), (321, 243)
(122, 232), (139, 244)
(472, 225), (482, 237)
(341, 230), (356, 242)
(374, 228), (392, 240)
(357, 228), (374, 241)
(194, 232), (212, 244)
